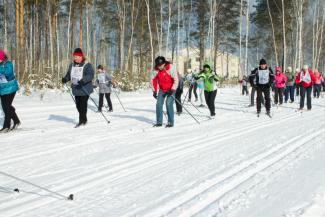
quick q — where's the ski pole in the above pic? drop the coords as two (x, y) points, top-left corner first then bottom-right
(182, 85), (191, 106)
(171, 94), (200, 125)
(80, 86), (111, 125)
(113, 89), (127, 112)
(0, 171), (74, 200)
(65, 84), (76, 104)
(186, 97), (202, 113)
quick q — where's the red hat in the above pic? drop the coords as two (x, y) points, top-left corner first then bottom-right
(275, 66), (282, 72)
(0, 50), (6, 61)
(73, 48), (84, 57)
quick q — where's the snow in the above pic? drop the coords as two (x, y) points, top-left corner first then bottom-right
(0, 87), (325, 217)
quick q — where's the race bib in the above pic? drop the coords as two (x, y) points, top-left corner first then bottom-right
(98, 74), (106, 84)
(0, 74), (8, 84)
(258, 69), (269, 84)
(71, 66), (84, 85)
(301, 71), (311, 83)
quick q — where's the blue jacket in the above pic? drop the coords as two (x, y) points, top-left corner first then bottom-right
(64, 62), (94, 96)
(0, 61), (19, 96)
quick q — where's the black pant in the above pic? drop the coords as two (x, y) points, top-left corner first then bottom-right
(1, 93), (20, 128)
(242, 86), (249, 95)
(188, 83), (198, 100)
(300, 86), (312, 110)
(175, 91), (183, 113)
(99, 93), (112, 111)
(75, 95), (89, 124)
(313, 84), (321, 98)
(274, 88), (284, 105)
(256, 86), (271, 113)
(204, 90), (217, 116)
(251, 86), (264, 106)
(296, 84), (300, 96)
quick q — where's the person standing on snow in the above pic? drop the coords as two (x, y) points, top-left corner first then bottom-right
(295, 68), (301, 97)
(273, 66), (287, 106)
(0, 49), (20, 132)
(313, 69), (323, 98)
(249, 59), (274, 116)
(195, 62), (220, 118)
(295, 65), (316, 110)
(240, 75), (249, 96)
(284, 67), (295, 103)
(196, 69), (205, 107)
(152, 56), (179, 128)
(95, 65), (116, 112)
(185, 69), (198, 102)
(62, 48), (94, 128)
(175, 72), (184, 115)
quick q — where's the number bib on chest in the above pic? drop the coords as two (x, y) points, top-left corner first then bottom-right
(258, 69), (269, 85)
(71, 66), (84, 85)
(301, 72), (311, 83)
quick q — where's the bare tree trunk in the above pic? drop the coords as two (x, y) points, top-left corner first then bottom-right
(165, 0), (172, 57)
(267, 0), (278, 66)
(145, 0), (154, 69)
(245, 0), (249, 76)
(238, 0), (243, 77)
(281, 0), (286, 69)
(67, 0), (73, 59)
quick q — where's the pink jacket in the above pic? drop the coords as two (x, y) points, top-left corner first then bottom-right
(274, 69), (287, 88)
(314, 72), (324, 85)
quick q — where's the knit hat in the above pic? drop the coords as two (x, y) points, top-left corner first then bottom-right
(73, 48), (84, 57)
(0, 50), (6, 61)
(97, 65), (104, 70)
(259, 59), (267, 65)
(155, 56), (166, 66)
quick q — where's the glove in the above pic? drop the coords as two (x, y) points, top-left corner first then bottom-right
(62, 77), (67, 84)
(153, 92), (157, 99)
(166, 89), (174, 96)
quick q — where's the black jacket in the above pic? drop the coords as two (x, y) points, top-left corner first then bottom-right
(249, 67), (274, 88)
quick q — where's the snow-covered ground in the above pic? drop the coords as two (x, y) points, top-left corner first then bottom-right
(0, 87), (325, 217)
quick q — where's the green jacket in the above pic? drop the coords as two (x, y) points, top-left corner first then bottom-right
(197, 69), (220, 92)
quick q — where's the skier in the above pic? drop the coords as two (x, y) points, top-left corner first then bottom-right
(196, 69), (205, 107)
(62, 48), (95, 128)
(0, 49), (20, 132)
(295, 68), (301, 97)
(295, 65), (316, 110)
(284, 66), (295, 103)
(249, 59), (274, 117)
(240, 75), (249, 95)
(185, 69), (198, 102)
(175, 72), (184, 115)
(95, 65), (116, 112)
(195, 62), (220, 118)
(313, 69), (323, 98)
(273, 66), (287, 106)
(152, 56), (179, 127)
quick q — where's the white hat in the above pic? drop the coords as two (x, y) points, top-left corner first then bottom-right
(187, 69), (192, 73)
(296, 68), (300, 72)
(287, 66), (292, 72)
(303, 65), (309, 70)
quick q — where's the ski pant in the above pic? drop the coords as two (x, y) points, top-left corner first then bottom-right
(313, 84), (321, 98)
(256, 86), (271, 113)
(204, 90), (217, 116)
(156, 91), (175, 125)
(250, 86), (264, 106)
(0, 92), (20, 129)
(198, 88), (204, 105)
(284, 85), (295, 102)
(99, 93), (112, 111)
(188, 83), (198, 100)
(175, 91), (183, 113)
(242, 86), (249, 95)
(75, 95), (89, 124)
(300, 86), (312, 110)
(274, 87), (284, 105)
(295, 83), (300, 96)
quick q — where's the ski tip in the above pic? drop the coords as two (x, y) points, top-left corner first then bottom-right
(67, 194), (74, 200)
(14, 188), (19, 193)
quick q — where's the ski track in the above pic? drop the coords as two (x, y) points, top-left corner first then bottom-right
(1, 88), (325, 217)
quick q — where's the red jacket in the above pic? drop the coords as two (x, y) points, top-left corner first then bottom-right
(295, 69), (316, 88)
(152, 63), (179, 92)
(314, 72), (324, 85)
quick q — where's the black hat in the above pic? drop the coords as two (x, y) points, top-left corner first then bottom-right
(97, 65), (104, 70)
(259, 59), (267, 65)
(155, 56), (166, 66)
(203, 64), (210, 69)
